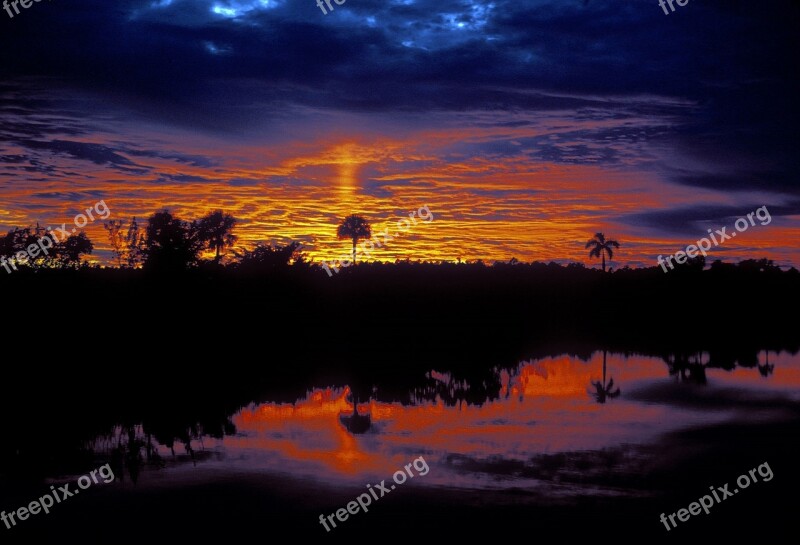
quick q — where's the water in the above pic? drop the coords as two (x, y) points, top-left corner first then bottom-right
(86, 350), (799, 497)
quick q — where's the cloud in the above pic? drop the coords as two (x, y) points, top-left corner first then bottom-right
(0, 0), (797, 265)
(17, 139), (138, 167)
(621, 201), (800, 237)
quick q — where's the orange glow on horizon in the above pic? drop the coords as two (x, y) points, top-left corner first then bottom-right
(3, 121), (798, 269)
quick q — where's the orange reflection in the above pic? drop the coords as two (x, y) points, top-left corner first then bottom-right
(211, 351), (800, 490)
(233, 387), (371, 474)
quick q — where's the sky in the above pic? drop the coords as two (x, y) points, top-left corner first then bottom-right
(0, 0), (798, 268)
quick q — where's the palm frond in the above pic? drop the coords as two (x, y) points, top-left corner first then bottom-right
(337, 215), (372, 240)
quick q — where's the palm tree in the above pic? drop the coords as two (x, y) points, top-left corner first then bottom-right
(197, 210), (237, 262)
(585, 232), (620, 272)
(337, 215), (371, 264)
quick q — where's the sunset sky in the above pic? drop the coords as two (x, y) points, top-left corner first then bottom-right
(0, 0), (798, 267)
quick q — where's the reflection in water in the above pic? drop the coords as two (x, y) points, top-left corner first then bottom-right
(665, 349), (777, 385)
(94, 426), (169, 484)
(760, 351), (775, 377)
(339, 391), (372, 434)
(16, 349), (799, 498)
(666, 351), (708, 385)
(211, 350), (800, 493)
(589, 350), (621, 404)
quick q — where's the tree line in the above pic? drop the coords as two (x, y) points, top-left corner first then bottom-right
(0, 209), (303, 273)
(2, 208), (793, 275)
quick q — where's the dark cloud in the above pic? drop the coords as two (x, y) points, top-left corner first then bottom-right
(672, 172), (799, 195)
(0, 0), (796, 194)
(17, 139), (138, 167)
(1, 1), (795, 110)
(621, 201), (800, 237)
(120, 147), (218, 168)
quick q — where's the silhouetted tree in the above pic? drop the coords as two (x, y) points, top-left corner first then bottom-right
(337, 215), (371, 264)
(235, 241), (302, 272)
(125, 217), (145, 268)
(27, 225), (52, 268)
(739, 258), (780, 273)
(7, 226), (46, 269)
(196, 210), (237, 263)
(0, 226), (93, 270)
(681, 255), (706, 272)
(103, 220), (126, 267)
(586, 232), (620, 272)
(0, 227), (36, 267)
(56, 232), (93, 268)
(143, 211), (203, 272)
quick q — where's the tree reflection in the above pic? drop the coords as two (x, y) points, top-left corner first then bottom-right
(589, 350), (621, 404)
